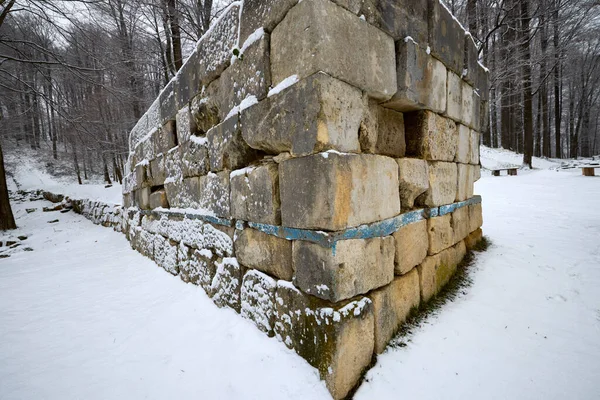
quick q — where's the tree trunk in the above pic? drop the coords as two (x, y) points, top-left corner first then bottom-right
(521, 0), (534, 168)
(0, 141), (17, 230)
(167, 0), (183, 71)
(553, 0), (562, 158)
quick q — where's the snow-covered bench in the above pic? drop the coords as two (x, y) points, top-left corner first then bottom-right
(580, 165), (600, 176)
(492, 168), (518, 176)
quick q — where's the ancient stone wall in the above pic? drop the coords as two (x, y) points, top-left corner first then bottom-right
(122, 1), (487, 398)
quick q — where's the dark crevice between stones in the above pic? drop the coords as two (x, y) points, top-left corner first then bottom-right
(343, 236), (491, 400)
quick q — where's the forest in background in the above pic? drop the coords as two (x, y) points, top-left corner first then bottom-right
(0, 0), (599, 187)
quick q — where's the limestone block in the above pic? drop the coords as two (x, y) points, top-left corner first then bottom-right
(469, 129), (480, 165)
(463, 34), (479, 86)
(149, 190), (169, 209)
(123, 171), (136, 195)
(461, 81), (475, 128)
(220, 33), (271, 115)
(180, 247), (217, 291)
(274, 282), (374, 400)
(393, 219), (429, 275)
(404, 111), (458, 162)
(429, 0), (465, 74)
(293, 237), (395, 302)
(456, 164), (475, 202)
(397, 158), (429, 209)
(175, 49), (201, 106)
(241, 72), (363, 157)
(146, 99), (160, 134)
(359, 0), (429, 44)
(465, 228), (483, 250)
(177, 219), (234, 258)
(280, 153), (401, 230)
(207, 115), (257, 172)
(271, 0), (396, 100)
(476, 64), (490, 102)
(149, 155), (167, 187)
(154, 234), (179, 275)
(468, 203), (483, 233)
(198, 172), (231, 218)
(473, 164), (481, 182)
(123, 193), (133, 208)
(140, 134), (156, 161)
(472, 93), (482, 132)
(159, 79), (177, 124)
(384, 38), (447, 113)
(135, 187), (151, 210)
(417, 161), (458, 207)
(480, 100), (490, 135)
(417, 240), (465, 302)
(155, 122), (177, 155)
(195, 4), (239, 86)
(446, 71), (462, 122)
(210, 257), (242, 312)
(165, 177), (201, 209)
(359, 99), (406, 157)
(176, 106), (196, 145)
(180, 137), (209, 178)
(238, 0), (298, 45)
(234, 228), (293, 281)
(451, 206), (470, 243)
(456, 124), (471, 164)
(164, 146), (183, 185)
(241, 270), (277, 335)
(136, 228), (155, 259)
(427, 214), (453, 255)
(190, 82), (221, 135)
(135, 163), (150, 188)
(230, 163), (280, 225)
(369, 268), (420, 354)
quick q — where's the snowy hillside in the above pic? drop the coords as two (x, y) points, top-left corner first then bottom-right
(479, 145), (563, 171)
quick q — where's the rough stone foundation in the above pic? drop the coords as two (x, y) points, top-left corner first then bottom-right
(121, 1), (488, 398)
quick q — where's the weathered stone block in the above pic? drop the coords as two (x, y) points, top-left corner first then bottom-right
(210, 257), (242, 312)
(241, 72), (363, 157)
(207, 115), (257, 172)
(461, 81), (475, 128)
(180, 247), (217, 292)
(359, 0), (429, 44)
(235, 228), (293, 281)
(405, 111), (458, 162)
(468, 202), (483, 233)
(456, 164), (475, 202)
(195, 4), (239, 86)
(397, 158), (429, 210)
(359, 99), (406, 157)
(451, 206), (470, 243)
(220, 33), (271, 115)
(417, 161), (458, 207)
(176, 106), (195, 145)
(384, 38), (447, 113)
(271, 0), (396, 100)
(428, 0), (465, 74)
(238, 0), (298, 45)
(476, 64), (490, 102)
(446, 71), (462, 122)
(469, 129), (480, 165)
(369, 268), (420, 354)
(135, 187), (151, 210)
(159, 79), (178, 124)
(165, 177), (200, 209)
(393, 219), (429, 275)
(280, 153), (401, 230)
(463, 34), (479, 86)
(155, 122), (177, 155)
(427, 214), (453, 255)
(149, 155), (167, 186)
(135, 162), (150, 188)
(293, 237), (395, 302)
(198, 172), (231, 219)
(154, 234), (179, 275)
(465, 228), (483, 250)
(190, 82), (221, 135)
(230, 163), (280, 225)
(241, 270), (277, 335)
(274, 283), (374, 400)
(417, 240), (466, 302)
(180, 136), (209, 178)
(456, 124), (471, 163)
(149, 189), (169, 209)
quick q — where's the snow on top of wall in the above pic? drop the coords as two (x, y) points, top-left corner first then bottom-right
(268, 75), (299, 97)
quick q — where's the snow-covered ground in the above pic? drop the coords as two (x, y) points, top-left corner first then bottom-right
(480, 145), (563, 171)
(1, 148), (599, 399)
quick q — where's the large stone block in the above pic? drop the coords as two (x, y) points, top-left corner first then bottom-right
(369, 268), (420, 354)
(154, 234), (179, 275)
(149, 189), (169, 209)
(271, 0), (396, 100)
(417, 161), (458, 207)
(195, 4), (239, 86)
(463, 34), (479, 86)
(198, 172), (231, 219)
(393, 219), (429, 275)
(180, 136), (209, 178)
(210, 257), (242, 312)
(404, 111), (458, 162)
(176, 106), (196, 145)
(465, 228), (483, 250)
(397, 158), (429, 209)
(359, 99), (406, 157)
(456, 124), (471, 164)
(241, 72), (363, 157)
(190, 82), (221, 135)
(468, 202), (483, 233)
(149, 155), (167, 187)
(159, 79), (178, 124)
(461, 81), (475, 128)
(456, 164), (475, 202)
(293, 237), (395, 302)
(274, 282), (374, 400)
(235, 228), (293, 281)
(469, 129), (480, 165)
(451, 206), (470, 243)
(417, 240), (466, 302)
(175, 49), (201, 106)
(427, 214), (453, 255)
(230, 163), (280, 225)
(220, 33), (271, 116)
(384, 38), (447, 113)
(181, 248), (217, 294)
(135, 187), (151, 210)
(446, 71), (462, 122)
(135, 162), (150, 188)
(359, 0), (429, 44)
(207, 115), (257, 172)
(165, 177), (201, 209)
(428, 0), (465, 74)
(238, 0), (298, 45)
(241, 270), (277, 335)
(280, 153), (401, 230)
(155, 122), (177, 155)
